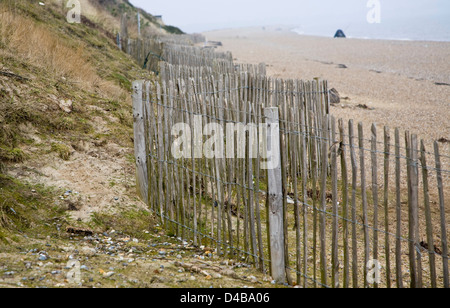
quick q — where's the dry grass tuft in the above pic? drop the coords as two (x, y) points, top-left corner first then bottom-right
(0, 10), (98, 90)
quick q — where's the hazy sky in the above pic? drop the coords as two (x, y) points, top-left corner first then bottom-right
(129, 0), (450, 36)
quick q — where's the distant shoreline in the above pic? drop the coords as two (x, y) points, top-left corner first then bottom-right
(294, 35), (450, 44)
(291, 28), (450, 43)
(202, 24), (450, 43)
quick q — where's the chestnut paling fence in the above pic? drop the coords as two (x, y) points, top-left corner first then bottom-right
(131, 36), (449, 288)
(132, 71), (449, 288)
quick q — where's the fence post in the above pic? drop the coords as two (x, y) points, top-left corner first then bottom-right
(132, 80), (148, 204)
(116, 32), (122, 50)
(265, 107), (286, 284)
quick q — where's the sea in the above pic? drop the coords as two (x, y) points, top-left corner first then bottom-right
(292, 15), (450, 42)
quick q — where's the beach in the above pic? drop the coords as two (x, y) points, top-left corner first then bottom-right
(204, 27), (450, 144)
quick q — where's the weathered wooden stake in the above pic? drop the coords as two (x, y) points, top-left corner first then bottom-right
(132, 80), (148, 204)
(395, 128), (403, 288)
(420, 140), (437, 288)
(265, 107), (286, 284)
(434, 141), (449, 288)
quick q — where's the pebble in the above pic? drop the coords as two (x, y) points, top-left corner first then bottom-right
(38, 254), (48, 261)
(81, 246), (96, 256)
(103, 271), (115, 278)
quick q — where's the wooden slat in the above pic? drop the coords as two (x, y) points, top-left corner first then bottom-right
(290, 105), (301, 285)
(339, 119), (350, 288)
(331, 116), (339, 288)
(348, 120), (359, 288)
(420, 140), (437, 288)
(310, 110), (319, 288)
(319, 115), (329, 287)
(358, 122), (370, 288)
(300, 107), (308, 288)
(371, 124), (379, 288)
(383, 127), (392, 288)
(405, 131), (418, 288)
(434, 141), (449, 288)
(156, 82), (165, 225)
(254, 82), (265, 271)
(411, 134), (423, 288)
(395, 128), (403, 288)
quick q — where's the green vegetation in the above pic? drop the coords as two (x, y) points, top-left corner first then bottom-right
(109, 72), (132, 90)
(0, 0), (160, 250)
(0, 174), (67, 244)
(0, 147), (26, 163)
(50, 142), (71, 161)
(90, 209), (154, 240)
(163, 25), (185, 35)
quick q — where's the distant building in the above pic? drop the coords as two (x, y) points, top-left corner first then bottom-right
(154, 15), (163, 24)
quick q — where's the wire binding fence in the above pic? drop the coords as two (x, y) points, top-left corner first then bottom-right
(127, 16), (449, 289)
(133, 71), (449, 288)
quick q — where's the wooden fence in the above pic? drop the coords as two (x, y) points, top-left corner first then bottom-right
(159, 62), (267, 86)
(116, 25), (266, 79)
(132, 69), (449, 287)
(127, 29), (449, 289)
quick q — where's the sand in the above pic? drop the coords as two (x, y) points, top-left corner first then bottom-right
(204, 26), (450, 145)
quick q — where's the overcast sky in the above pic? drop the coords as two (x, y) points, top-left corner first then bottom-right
(129, 0), (450, 35)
